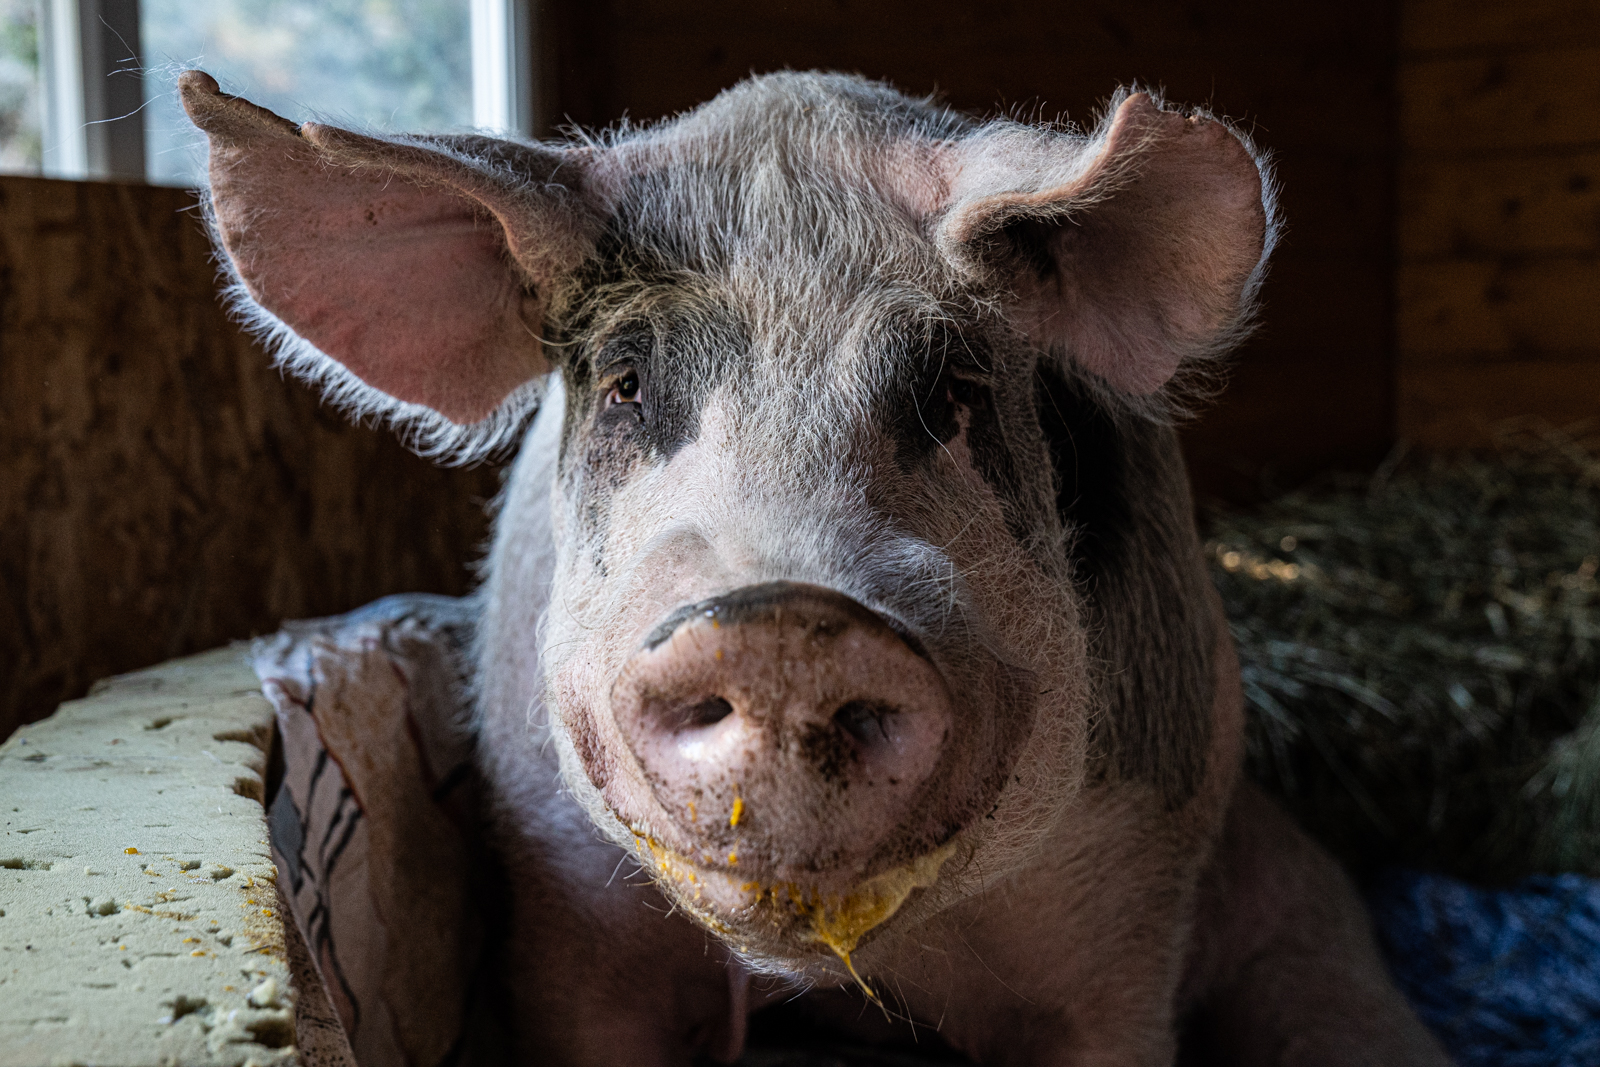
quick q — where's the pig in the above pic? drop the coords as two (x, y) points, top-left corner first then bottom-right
(181, 68), (1450, 1066)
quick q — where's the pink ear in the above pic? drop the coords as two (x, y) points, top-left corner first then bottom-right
(940, 92), (1273, 396)
(181, 71), (592, 425)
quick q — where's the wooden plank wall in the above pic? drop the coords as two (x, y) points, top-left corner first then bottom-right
(30, 2), (1572, 735)
(543, 0), (1402, 502)
(0, 177), (500, 741)
(1398, 0), (1600, 445)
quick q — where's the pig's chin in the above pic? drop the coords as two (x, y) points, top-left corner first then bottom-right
(631, 830), (960, 970)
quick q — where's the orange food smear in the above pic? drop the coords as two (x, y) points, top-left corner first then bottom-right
(638, 832), (958, 1007)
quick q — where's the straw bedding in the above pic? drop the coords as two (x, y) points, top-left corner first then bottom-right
(1208, 426), (1600, 1067)
(1210, 426), (1600, 882)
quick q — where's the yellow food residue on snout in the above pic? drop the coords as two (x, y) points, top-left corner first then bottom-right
(636, 829), (958, 1006)
(638, 835), (706, 904)
(729, 796), (744, 828)
(753, 841), (957, 1002)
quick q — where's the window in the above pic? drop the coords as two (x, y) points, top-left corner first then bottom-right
(0, 0), (532, 186)
(0, 0), (41, 172)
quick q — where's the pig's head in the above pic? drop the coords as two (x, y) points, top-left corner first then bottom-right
(184, 70), (1273, 978)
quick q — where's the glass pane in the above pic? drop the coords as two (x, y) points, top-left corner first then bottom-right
(0, 0), (41, 174)
(141, 0), (472, 187)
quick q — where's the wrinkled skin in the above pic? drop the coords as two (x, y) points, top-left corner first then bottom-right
(183, 69), (1450, 1066)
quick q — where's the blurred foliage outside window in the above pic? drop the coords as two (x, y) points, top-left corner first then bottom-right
(0, 0), (472, 184)
(0, 0), (41, 172)
(142, 0), (472, 186)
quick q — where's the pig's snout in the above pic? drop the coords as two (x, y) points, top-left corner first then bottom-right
(609, 581), (953, 877)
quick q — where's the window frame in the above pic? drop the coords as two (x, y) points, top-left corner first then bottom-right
(37, 0), (533, 184)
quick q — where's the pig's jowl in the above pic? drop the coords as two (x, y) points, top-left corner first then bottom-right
(182, 70), (1449, 1065)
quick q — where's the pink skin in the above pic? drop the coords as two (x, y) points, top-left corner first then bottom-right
(180, 71), (560, 424)
(607, 583), (955, 888)
(940, 94), (1272, 396)
(536, 381), (1086, 969)
(484, 580), (1443, 1067)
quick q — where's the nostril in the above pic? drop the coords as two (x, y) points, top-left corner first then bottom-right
(671, 697), (734, 731)
(833, 700), (895, 746)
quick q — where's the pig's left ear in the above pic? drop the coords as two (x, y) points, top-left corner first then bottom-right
(181, 71), (597, 461)
(937, 91), (1276, 397)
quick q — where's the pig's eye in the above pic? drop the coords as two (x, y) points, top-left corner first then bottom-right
(606, 369), (642, 407)
(948, 376), (987, 409)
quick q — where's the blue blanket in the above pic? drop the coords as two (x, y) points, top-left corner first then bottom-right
(1370, 870), (1600, 1067)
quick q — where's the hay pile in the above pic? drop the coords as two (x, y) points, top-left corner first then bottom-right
(1209, 427), (1600, 881)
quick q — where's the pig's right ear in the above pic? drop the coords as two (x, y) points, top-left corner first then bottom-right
(935, 91), (1276, 404)
(181, 71), (596, 460)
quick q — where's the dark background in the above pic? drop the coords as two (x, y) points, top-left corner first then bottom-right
(544, 0), (1402, 501)
(4, 0), (1595, 739)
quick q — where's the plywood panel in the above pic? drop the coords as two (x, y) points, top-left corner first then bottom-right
(0, 176), (502, 741)
(1401, 152), (1600, 257)
(1399, 256), (1600, 355)
(1401, 48), (1600, 154)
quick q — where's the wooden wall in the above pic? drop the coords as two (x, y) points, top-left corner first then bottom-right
(0, 3), (1408, 736)
(1398, 0), (1600, 446)
(543, 0), (1403, 502)
(10, 2), (1594, 738)
(0, 177), (500, 741)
